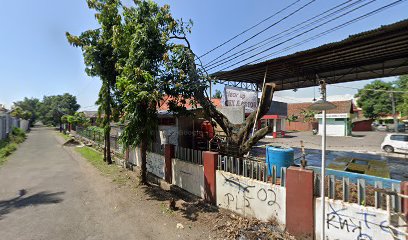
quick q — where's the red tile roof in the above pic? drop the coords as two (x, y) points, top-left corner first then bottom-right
(158, 96), (222, 111)
(288, 100), (354, 120)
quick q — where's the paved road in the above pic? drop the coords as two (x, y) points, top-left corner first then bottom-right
(0, 127), (210, 240)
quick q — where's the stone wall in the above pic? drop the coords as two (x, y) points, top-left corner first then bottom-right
(146, 152), (165, 179)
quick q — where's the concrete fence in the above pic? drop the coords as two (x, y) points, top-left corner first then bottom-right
(125, 144), (408, 239)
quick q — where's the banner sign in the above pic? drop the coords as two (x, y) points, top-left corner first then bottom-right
(221, 86), (258, 113)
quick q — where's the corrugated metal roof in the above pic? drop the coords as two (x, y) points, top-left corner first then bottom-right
(212, 19), (408, 91)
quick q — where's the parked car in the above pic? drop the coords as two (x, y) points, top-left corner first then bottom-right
(375, 124), (389, 132)
(381, 133), (408, 153)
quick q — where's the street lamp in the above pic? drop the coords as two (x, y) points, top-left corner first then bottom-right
(308, 79), (336, 240)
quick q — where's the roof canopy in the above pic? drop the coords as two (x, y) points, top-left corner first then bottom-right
(212, 19), (408, 91)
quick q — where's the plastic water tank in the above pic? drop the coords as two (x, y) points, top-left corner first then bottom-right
(266, 146), (294, 177)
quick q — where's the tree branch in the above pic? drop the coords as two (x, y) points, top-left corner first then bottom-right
(170, 35), (191, 49)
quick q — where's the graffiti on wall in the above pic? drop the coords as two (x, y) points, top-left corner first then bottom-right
(216, 171), (285, 222)
(325, 203), (403, 240)
(146, 152), (165, 179)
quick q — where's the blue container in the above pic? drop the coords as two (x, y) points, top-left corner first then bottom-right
(266, 146), (294, 177)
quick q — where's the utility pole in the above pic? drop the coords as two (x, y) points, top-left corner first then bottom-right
(390, 92), (398, 132)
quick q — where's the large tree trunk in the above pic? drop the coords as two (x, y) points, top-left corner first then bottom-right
(105, 85), (112, 165)
(194, 81), (275, 156)
(139, 140), (148, 185)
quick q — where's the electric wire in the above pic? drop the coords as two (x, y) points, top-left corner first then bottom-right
(203, 0), (316, 67)
(244, 0), (408, 67)
(209, 0), (384, 72)
(198, 0), (303, 59)
(330, 84), (408, 93)
(204, 0), (368, 69)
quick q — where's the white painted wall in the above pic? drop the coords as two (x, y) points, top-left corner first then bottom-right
(20, 119), (29, 132)
(216, 171), (286, 223)
(315, 198), (406, 240)
(172, 158), (204, 198)
(128, 147), (142, 166)
(146, 152), (165, 179)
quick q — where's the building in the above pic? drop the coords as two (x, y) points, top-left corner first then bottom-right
(315, 100), (354, 137)
(259, 101), (288, 138)
(285, 102), (318, 132)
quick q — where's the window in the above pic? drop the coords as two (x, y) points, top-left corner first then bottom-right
(390, 135), (408, 142)
(334, 118), (344, 122)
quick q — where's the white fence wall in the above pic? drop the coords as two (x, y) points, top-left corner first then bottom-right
(172, 158), (204, 198)
(216, 171), (286, 223)
(20, 119), (29, 132)
(128, 147), (141, 166)
(315, 198), (406, 240)
(146, 152), (165, 179)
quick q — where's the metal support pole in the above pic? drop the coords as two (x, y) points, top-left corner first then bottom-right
(390, 92), (398, 132)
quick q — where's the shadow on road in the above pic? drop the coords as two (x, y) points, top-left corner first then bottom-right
(142, 180), (218, 222)
(0, 189), (65, 220)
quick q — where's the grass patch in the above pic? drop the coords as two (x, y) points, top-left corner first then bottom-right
(58, 132), (71, 141)
(0, 128), (27, 166)
(75, 146), (130, 185)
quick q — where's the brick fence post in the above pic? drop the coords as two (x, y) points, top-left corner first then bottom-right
(203, 151), (218, 204)
(401, 181), (408, 218)
(286, 166), (314, 239)
(164, 144), (175, 184)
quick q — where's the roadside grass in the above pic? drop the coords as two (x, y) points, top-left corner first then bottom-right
(0, 128), (26, 166)
(58, 132), (71, 141)
(75, 146), (130, 185)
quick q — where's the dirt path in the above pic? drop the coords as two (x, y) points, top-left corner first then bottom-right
(0, 126), (214, 240)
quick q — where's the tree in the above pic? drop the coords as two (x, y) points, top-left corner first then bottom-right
(395, 75), (408, 117)
(355, 80), (394, 119)
(10, 106), (32, 121)
(212, 89), (222, 99)
(66, 0), (122, 164)
(39, 93), (80, 126)
(114, 0), (277, 185)
(287, 114), (298, 126)
(300, 109), (315, 123)
(13, 97), (42, 125)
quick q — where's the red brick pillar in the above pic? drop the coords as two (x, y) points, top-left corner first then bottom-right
(401, 182), (408, 220)
(286, 166), (314, 239)
(164, 144), (175, 184)
(203, 151), (218, 204)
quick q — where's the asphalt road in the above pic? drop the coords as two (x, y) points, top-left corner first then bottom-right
(0, 127), (210, 240)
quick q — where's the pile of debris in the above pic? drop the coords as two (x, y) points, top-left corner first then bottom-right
(213, 213), (295, 240)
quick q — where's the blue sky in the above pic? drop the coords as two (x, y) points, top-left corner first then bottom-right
(0, 0), (407, 109)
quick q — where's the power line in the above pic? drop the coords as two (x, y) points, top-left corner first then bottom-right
(209, 0), (382, 72)
(198, 0), (303, 59)
(204, 0), (316, 67)
(330, 84), (408, 93)
(204, 0), (367, 69)
(244, 0), (408, 67)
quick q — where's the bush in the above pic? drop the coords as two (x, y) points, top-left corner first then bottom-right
(0, 143), (17, 158)
(12, 127), (26, 137)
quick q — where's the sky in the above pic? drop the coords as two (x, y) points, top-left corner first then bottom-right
(0, 0), (407, 110)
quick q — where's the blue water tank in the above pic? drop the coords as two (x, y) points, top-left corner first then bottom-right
(266, 146), (294, 177)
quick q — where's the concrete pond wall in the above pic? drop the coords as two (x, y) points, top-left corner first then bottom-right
(216, 171), (286, 224)
(172, 158), (204, 198)
(315, 198), (406, 240)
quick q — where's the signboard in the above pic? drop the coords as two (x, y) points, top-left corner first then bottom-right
(221, 86), (258, 113)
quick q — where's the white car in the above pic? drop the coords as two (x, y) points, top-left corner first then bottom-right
(381, 134), (408, 153)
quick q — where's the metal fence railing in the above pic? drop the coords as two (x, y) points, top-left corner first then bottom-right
(77, 127), (123, 156)
(217, 155), (287, 186)
(175, 146), (203, 165)
(314, 173), (402, 211)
